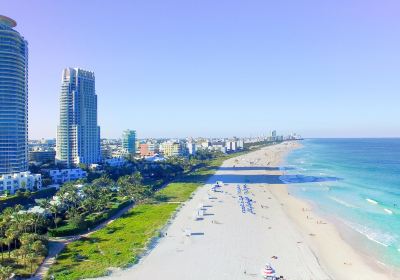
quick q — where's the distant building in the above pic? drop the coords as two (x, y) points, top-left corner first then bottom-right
(135, 140), (140, 154)
(140, 143), (156, 157)
(104, 157), (127, 167)
(29, 150), (56, 164)
(201, 141), (211, 149)
(0, 172), (42, 195)
(237, 140), (244, 149)
(56, 68), (101, 167)
(160, 141), (183, 157)
(225, 141), (238, 152)
(187, 142), (197, 155)
(145, 154), (166, 162)
(122, 130), (136, 155)
(49, 168), (87, 184)
(101, 146), (112, 159)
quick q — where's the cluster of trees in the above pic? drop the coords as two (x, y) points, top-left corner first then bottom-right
(0, 205), (48, 277)
(39, 172), (154, 231)
(0, 171), (154, 277)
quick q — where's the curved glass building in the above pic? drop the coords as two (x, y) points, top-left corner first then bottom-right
(0, 15), (28, 174)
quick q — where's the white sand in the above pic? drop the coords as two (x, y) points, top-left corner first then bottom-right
(95, 142), (389, 280)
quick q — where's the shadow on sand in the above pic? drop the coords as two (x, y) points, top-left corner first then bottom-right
(218, 166), (295, 171)
(204, 174), (340, 185)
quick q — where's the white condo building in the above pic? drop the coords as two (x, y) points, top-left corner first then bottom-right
(56, 68), (101, 167)
(0, 172), (42, 194)
(49, 168), (87, 184)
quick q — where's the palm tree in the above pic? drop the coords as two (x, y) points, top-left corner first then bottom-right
(5, 229), (17, 258)
(19, 233), (33, 264)
(0, 266), (12, 280)
(0, 237), (5, 261)
(26, 252), (36, 275)
(49, 203), (60, 228)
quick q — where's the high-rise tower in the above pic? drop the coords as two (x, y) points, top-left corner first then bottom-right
(56, 68), (101, 167)
(0, 15), (29, 174)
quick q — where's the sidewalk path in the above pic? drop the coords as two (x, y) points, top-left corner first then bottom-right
(29, 202), (134, 280)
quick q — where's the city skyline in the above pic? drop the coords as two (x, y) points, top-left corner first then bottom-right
(3, 1), (400, 139)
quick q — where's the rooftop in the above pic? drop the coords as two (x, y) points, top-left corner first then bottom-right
(0, 15), (17, 28)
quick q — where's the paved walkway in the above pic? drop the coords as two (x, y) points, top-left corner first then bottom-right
(29, 202), (134, 280)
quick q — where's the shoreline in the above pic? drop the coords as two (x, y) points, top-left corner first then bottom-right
(272, 141), (391, 280)
(94, 141), (390, 280)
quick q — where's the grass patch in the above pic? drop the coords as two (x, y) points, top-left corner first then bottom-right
(47, 203), (178, 280)
(155, 182), (201, 202)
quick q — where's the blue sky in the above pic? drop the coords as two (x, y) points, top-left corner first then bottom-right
(3, 0), (400, 139)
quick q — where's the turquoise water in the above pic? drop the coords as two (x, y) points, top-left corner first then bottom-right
(283, 139), (400, 269)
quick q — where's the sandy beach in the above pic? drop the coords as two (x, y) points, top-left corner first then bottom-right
(94, 142), (389, 280)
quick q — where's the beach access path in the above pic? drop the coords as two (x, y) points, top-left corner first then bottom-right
(28, 202), (135, 280)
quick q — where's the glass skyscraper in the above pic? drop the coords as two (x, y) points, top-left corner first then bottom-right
(0, 15), (28, 175)
(56, 68), (101, 167)
(122, 129), (136, 155)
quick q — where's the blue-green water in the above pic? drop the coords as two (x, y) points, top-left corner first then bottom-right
(284, 139), (400, 269)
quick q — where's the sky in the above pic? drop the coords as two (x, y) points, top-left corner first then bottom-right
(2, 0), (400, 139)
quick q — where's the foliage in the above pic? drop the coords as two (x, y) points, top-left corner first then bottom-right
(47, 204), (178, 280)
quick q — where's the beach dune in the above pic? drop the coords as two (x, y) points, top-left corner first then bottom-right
(94, 142), (389, 280)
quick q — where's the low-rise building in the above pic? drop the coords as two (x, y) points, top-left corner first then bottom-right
(104, 157), (127, 167)
(140, 143), (156, 157)
(160, 141), (184, 157)
(29, 150), (56, 164)
(187, 142), (197, 155)
(145, 154), (166, 162)
(49, 168), (87, 184)
(0, 172), (42, 194)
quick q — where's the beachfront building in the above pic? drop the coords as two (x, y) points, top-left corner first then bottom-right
(225, 141), (237, 152)
(0, 15), (29, 175)
(0, 16), (42, 194)
(122, 129), (136, 156)
(160, 141), (183, 157)
(0, 172), (42, 194)
(56, 68), (101, 167)
(49, 168), (87, 184)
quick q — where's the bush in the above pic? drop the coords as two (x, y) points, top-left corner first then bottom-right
(0, 186), (58, 211)
(48, 200), (132, 237)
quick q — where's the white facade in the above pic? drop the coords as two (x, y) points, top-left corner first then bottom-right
(187, 142), (197, 155)
(56, 68), (101, 167)
(49, 168), (87, 184)
(237, 140), (244, 149)
(0, 172), (42, 194)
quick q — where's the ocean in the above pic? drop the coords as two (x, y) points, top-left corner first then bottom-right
(283, 138), (400, 270)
